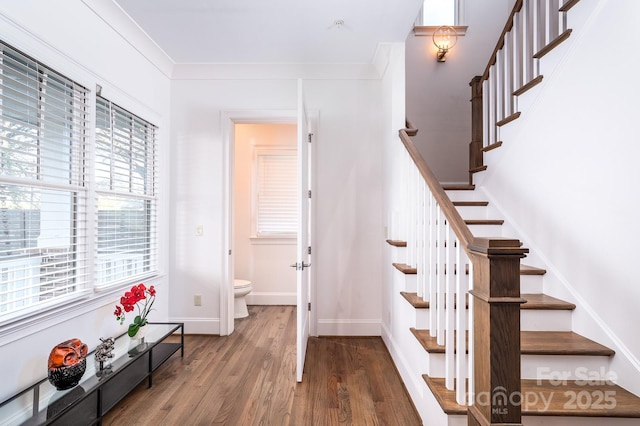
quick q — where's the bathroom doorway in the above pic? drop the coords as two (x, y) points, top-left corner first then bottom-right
(221, 100), (316, 383)
(232, 122), (298, 308)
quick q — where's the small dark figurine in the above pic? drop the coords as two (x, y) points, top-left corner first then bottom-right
(47, 338), (88, 390)
(95, 337), (115, 370)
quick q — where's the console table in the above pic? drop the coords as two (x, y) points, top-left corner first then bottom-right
(0, 322), (184, 425)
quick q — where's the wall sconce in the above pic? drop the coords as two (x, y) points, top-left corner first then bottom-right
(432, 26), (458, 62)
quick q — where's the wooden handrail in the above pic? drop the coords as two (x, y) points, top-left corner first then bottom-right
(399, 124), (526, 424)
(472, 0), (579, 180)
(482, 0), (524, 81)
(399, 127), (474, 251)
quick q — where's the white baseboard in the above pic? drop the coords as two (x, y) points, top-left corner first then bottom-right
(246, 292), (296, 305)
(169, 317), (219, 335)
(317, 318), (381, 336)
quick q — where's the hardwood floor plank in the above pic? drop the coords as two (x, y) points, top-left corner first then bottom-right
(103, 306), (421, 425)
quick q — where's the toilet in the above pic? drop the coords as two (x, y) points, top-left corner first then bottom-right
(233, 279), (252, 319)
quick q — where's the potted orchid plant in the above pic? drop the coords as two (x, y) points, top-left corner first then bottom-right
(114, 283), (156, 337)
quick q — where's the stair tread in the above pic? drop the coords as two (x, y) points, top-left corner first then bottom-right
(392, 263), (417, 274)
(390, 263), (545, 276)
(401, 292), (574, 311)
(521, 293), (576, 310)
(424, 375), (640, 417)
(410, 329), (614, 356)
(452, 201), (489, 206)
(465, 219), (504, 225)
(443, 184), (475, 191)
(521, 331), (615, 356)
(386, 239), (407, 247)
(400, 291), (430, 308)
(520, 264), (547, 275)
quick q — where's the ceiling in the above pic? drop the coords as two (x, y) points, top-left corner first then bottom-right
(113, 0), (423, 64)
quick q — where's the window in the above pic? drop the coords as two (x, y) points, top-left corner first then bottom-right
(0, 41), (90, 318)
(252, 148), (297, 237)
(0, 39), (159, 323)
(95, 97), (158, 287)
(420, 0), (456, 26)
(414, 0), (467, 36)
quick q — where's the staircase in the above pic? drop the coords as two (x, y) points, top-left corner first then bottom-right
(386, 184), (640, 424)
(384, 1), (640, 424)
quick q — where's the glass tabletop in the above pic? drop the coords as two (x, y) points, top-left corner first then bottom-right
(0, 323), (182, 426)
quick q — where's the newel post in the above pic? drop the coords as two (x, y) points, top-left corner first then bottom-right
(467, 238), (527, 426)
(469, 76), (483, 183)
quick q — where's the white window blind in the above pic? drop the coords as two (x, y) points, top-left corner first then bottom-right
(0, 41), (90, 318)
(95, 97), (158, 287)
(254, 149), (297, 236)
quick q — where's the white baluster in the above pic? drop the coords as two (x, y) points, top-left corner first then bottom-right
(482, 78), (490, 148)
(435, 207), (445, 343)
(467, 261), (475, 406)
(428, 193), (437, 329)
(445, 221), (455, 390)
(416, 178), (425, 299)
(456, 242), (468, 405)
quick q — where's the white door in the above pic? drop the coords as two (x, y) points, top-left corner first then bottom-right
(295, 79), (312, 382)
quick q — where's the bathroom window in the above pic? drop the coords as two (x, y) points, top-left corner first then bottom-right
(252, 148), (297, 238)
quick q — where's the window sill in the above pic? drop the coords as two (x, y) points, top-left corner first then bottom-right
(413, 25), (468, 36)
(250, 236), (296, 245)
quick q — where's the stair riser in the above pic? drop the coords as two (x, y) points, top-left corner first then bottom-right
(445, 190), (484, 202)
(466, 224), (503, 237)
(455, 206), (489, 220)
(522, 354), (613, 381)
(394, 268), (416, 292)
(390, 246), (406, 264)
(415, 308), (571, 332)
(447, 414), (640, 426)
(521, 275), (544, 293)
(426, 353), (611, 381)
(523, 417), (640, 426)
(521, 310), (572, 331)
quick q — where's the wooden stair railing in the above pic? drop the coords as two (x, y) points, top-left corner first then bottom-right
(398, 124), (527, 425)
(468, 0), (580, 182)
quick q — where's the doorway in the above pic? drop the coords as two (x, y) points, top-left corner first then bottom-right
(232, 123), (298, 308)
(221, 100), (316, 382)
(221, 110), (298, 337)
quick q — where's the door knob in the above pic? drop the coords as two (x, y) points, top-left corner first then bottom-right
(289, 262), (312, 271)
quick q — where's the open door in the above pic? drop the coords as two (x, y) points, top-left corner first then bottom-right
(295, 79), (312, 382)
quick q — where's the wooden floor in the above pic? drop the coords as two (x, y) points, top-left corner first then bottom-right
(103, 305), (421, 425)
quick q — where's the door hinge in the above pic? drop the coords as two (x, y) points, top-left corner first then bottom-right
(308, 133), (313, 143)
(229, 249), (232, 255)
(307, 246), (311, 255)
(308, 302), (311, 311)
(308, 190), (312, 198)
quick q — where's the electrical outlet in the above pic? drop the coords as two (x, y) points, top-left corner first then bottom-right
(195, 224), (203, 236)
(194, 295), (202, 306)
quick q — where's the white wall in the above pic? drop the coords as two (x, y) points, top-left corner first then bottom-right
(0, 0), (171, 402)
(170, 70), (385, 336)
(405, 0), (515, 183)
(477, 0), (640, 395)
(234, 123), (297, 305)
